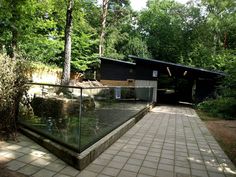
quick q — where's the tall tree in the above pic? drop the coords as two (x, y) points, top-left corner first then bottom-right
(99, 0), (109, 56)
(0, 0), (29, 58)
(62, 0), (74, 85)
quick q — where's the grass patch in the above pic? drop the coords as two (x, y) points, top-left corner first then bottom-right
(196, 109), (224, 121)
(197, 97), (236, 120)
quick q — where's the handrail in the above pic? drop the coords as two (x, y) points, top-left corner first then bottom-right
(27, 82), (154, 89)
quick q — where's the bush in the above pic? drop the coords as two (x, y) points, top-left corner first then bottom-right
(197, 56), (236, 119)
(0, 54), (29, 134)
(197, 97), (236, 119)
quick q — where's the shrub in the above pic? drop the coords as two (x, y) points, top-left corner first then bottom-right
(197, 97), (236, 119)
(0, 54), (29, 135)
(197, 56), (236, 119)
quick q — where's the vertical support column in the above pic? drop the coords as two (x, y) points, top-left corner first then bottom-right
(78, 87), (83, 152)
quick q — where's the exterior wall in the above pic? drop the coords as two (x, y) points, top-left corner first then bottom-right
(101, 79), (135, 86)
(31, 69), (82, 85)
(100, 59), (135, 81)
(135, 61), (158, 81)
(135, 80), (157, 102)
(31, 69), (62, 84)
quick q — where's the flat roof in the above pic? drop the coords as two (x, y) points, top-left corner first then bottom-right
(128, 55), (225, 77)
(100, 57), (136, 65)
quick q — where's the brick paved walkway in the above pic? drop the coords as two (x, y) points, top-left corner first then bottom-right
(1, 106), (236, 177)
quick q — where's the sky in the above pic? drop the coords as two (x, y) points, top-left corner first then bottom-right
(130, 0), (190, 11)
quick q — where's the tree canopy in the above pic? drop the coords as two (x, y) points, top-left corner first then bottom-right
(0, 0), (235, 71)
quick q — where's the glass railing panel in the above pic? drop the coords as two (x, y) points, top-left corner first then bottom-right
(79, 87), (153, 151)
(19, 84), (154, 152)
(19, 84), (82, 151)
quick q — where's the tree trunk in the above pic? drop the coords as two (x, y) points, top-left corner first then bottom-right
(62, 0), (74, 86)
(99, 0), (109, 57)
(224, 32), (227, 49)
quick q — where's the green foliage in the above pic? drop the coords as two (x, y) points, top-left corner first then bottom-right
(197, 58), (236, 119)
(0, 0), (235, 75)
(0, 0), (99, 71)
(0, 53), (29, 132)
(139, 0), (186, 62)
(103, 0), (150, 60)
(197, 97), (236, 119)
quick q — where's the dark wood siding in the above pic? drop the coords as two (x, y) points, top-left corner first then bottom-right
(100, 59), (135, 81)
(135, 61), (157, 80)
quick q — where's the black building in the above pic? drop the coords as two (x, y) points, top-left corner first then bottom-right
(100, 56), (225, 103)
(100, 57), (136, 86)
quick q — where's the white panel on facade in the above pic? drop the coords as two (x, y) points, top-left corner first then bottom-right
(135, 80), (157, 102)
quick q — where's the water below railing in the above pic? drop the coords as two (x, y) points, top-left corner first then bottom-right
(19, 83), (154, 152)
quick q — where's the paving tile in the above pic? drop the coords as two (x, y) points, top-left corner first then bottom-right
(158, 163), (174, 172)
(16, 147), (32, 154)
(31, 158), (51, 167)
(3, 151), (25, 159)
(6, 160), (26, 171)
(30, 150), (46, 157)
(96, 174), (111, 177)
(134, 149), (148, 155)
(105, 149), (118, 155)
(45, 162), (66, 172)
(190, 162), (206, 170)
(117, 170), (137, 177)
(32, 169), (56, 177)
(175, 166), (191, 175)
(17, 154), (38, 163)
(191, 169), (209, 177)
(139, 166), (156, 176)
(17, 141), (34, 147)
(175, 160), (190, 168)
(123, 164), (140, 173)
(41, 153), (58, 161)
(112, 155), (128, 163)
(100, 153), (114, 160)
(101, 167), (120, 176)
(6, 144), (22, 151)
(93, 158), (110, 166)
(86, 163), (105, 173)
(137, 174), (154, 177)
(117, 151), (131, 157)
(137, 146), (149, 151)
(54, 158), (67, 165)
(29, 144), (42, 149)
(0, 150), (11, 156)
(142, 160), (158, 169)
(108, 160), (125, 169)
(54, 174), (72, 177)
(0, 156), (11, 164)
(145, 155), (159, 163)
(159, 158), (174, 165)
(127, 158), (143, 166)
(76, 170), (98, 177)
(130, 153), (146, 160)
(208, 172), (226, 177)
(60, 166), (80, 176)
(17, 164), (40, 175)
(156, 169), (174, 177)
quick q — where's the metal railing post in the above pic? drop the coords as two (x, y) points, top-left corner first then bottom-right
(78, 87), (83, 152)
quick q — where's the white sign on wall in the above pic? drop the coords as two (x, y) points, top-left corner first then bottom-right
(152, 70), (158, 78)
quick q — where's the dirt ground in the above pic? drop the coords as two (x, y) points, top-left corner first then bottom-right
(206, 120), (236, 166)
